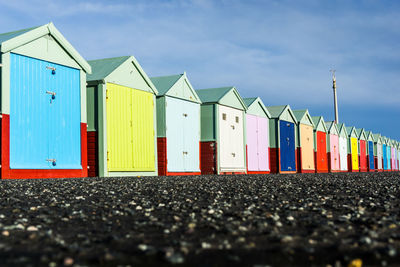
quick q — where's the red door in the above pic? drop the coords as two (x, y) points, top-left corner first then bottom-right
(359, 140), (367, 171)
(317, 131), (328, 172)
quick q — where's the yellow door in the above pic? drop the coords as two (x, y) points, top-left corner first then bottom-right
(351, 137), (359, 170)
(106, 83), (155, 172)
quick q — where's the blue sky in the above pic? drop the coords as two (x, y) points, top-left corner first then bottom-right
(0, 0), (399, 140)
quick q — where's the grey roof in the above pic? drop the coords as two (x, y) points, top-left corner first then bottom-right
(87, 56), (130, 82)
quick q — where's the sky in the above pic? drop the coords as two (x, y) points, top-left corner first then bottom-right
(0, 0), (399, 140)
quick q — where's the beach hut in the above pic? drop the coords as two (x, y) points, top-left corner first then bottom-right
(386, 137), (392, 171)
(365, 131), (375, 172)
(244, 97), (271, 174)
(196, 87), (247, 175)
(0, 23), (91, 179)
(382, 137), (389, 171)
(373, 133), (383, 171)
(397, 142), (400, 171)
(150, 73), (202, 176)
(346, 127), (359, 172)
(391, 139), (397, 171)
(292, 109), (315, 173)
(86, 56), (158, 177)
(326, 122), (340, 172)
(355, 128), (368, 172)
(266, 105), (297, 173)
(311, 116), (328, 173)
(337, 123), (348, 172)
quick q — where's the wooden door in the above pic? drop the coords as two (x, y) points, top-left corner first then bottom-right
(300, 124), (314, 170)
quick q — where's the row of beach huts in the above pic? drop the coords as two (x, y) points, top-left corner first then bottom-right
(0, 23), (398, 179)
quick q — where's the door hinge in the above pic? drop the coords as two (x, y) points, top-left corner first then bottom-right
(106, 90), (109, 100)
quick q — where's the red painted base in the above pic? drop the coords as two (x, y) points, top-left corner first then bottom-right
(1, 115), (88, 179)
(87, 131), (98, 177)
(359, 168), (368, 173)
(165, 172), (201, 176)
(220, 172), (246, 175)
(270, 147), (279, 173)
(247, 171), (270, 174)
(330, 170), (342, 173)
(299, 169), (315, 173)
(200, 141), (217, 175)
(157, 137), (167, 176)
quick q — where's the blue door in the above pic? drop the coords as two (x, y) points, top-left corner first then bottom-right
(10, 53), (81, 169)
(279, 120), (296, 172)
(383, 144), (387, 170)
(368, 141), (374, 170)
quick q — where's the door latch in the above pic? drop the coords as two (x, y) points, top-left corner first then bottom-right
(46, 91), (56, 101)
(46, 159), (57, 166)
(231, 153), (236, 157)
(46, 66), (56, 75)
(183, 151), (188, 155)
(183, 113), (188, 117)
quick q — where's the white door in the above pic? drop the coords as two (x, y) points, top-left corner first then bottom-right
(377, 143), (382, 169)
(218, 105), (245, 170)
(339, 136), (348, 171)
(182, 100), (200, 172)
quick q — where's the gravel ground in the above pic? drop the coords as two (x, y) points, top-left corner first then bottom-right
(0, 172), (399, 267)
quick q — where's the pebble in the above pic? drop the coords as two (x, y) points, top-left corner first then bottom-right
(0, 173), (396, 266)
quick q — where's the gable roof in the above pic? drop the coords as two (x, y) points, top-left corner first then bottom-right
(266, 105), (297, 123)
(243, 97), (271, 118)
(196, 86), (247, 110)
(150, 72), (201, 103)
(326, 121), (339, 135)
(293, 109), (314, 126)
(346, 126), (358, 138)
(0, 22), (91, 73)
(311, 116), (328, 132)
(150, 74), (182, 95)
(355, 128), (367, 140)
(365, 131), (375, 142)
(87, 55), (158, 94)
(373, 133), (382, 144)
(87, 56), (130, 81)
(337, 123), (348, 137)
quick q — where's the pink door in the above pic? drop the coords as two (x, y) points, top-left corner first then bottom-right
(246, 114), (258, 171)
(330, 134), (340, 170)
(257, 116), (269, 171)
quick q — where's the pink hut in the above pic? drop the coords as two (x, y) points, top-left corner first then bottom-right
(326, 122), (340, 172)
(244, 97), (271, 174)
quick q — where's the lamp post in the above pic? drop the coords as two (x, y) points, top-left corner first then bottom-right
(330, 69), (339, 123)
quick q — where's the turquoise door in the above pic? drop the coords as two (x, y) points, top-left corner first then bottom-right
(10, 53), (81, 169)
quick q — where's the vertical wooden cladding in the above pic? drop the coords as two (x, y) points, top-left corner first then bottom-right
(106, 83), (155, 172)
(246, 114), (269, 172)
(165, 97), (200, 173)
(359, 140), (367, 172)
(279, 121), (296, 172)
(316, 132), (328, 172)
(218, 105), (245, 171)
(9, 53), (82, 170)
(376, 143), (383, 170)
(329, 134), (340, 171)
(87, 132), (98, 177)
(350, 137), (359, 171)
(368, 141), (375, 171)
(200, 141), (217, 174)
(339, 136), (348, 171)
(299, 124), (314, 171)
(382, 144), (388, 170)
